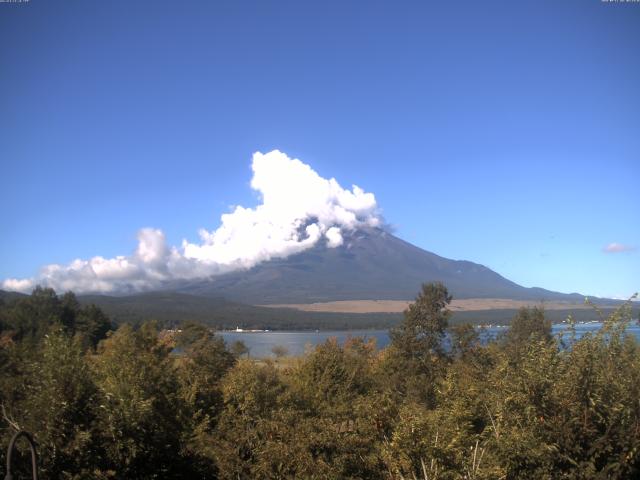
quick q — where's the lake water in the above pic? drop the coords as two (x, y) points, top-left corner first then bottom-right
(220, 322), (640, 358)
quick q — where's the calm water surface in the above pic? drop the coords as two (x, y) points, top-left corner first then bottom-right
(220, 322), (640, 358)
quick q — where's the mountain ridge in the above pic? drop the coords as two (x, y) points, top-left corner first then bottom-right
(3, 228), (622, 330)
(168, 228), (587, 304)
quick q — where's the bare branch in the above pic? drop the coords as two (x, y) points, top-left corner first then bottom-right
(1, 403), (21, 432)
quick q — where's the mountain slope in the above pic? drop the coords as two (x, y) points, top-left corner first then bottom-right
(0, 289), (27, 303)
(172, 228), (585, 304)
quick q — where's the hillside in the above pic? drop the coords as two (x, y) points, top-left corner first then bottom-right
(77, 291), (402, 330)
(2, 227), (624, 330)
(0, 289), (27, 303)
(69, 292), (635, 329)
(170, 228), (588, 304)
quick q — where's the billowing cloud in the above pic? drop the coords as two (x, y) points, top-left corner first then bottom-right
(603, 243), (636, 254)
(2, 150), (381, 294)
(325, 227), (344, 248)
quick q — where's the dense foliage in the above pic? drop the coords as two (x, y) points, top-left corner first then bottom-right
(1, 284), (639, 479)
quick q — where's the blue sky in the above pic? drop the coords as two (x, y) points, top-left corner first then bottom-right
(1, 0), (638, 299)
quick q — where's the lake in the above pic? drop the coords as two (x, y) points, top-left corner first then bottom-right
(220, 322), (640, 358)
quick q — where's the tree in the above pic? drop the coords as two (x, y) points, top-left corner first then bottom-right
(4, 286), (63, 342)
(385, 282), (452, 404)
(230, 339), (249, 358)
(177, 322), (236, 426)
(75, 303), (112, 348)
(176, 322), (236, 477)
(92, 322), (186, 478)
(176, 321), (212, 350)
(212, 360), (286, 479)
(14, 328), (103, 478)
(390, 282), (452, 359)
(1, 288), (111, 349)
(449, 323), (480, 359)
(271, 344), (289, 359)
(60, 291), (81, 331)
(504, 306), (552, 347)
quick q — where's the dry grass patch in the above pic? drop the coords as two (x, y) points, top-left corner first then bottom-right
(261, 298), (592, 313)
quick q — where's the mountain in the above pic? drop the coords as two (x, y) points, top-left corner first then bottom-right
(0, 289), (26, 303)
(4, 228), (616, 330)
(170, 228), (586, 304)
(2, 229), (625, 329)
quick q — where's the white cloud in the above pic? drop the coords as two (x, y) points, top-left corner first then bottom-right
(2, 278), (35, 292)
(603, 242), (636, 253)
(2, 150), (381, 294)
(325, 227), (344, 248)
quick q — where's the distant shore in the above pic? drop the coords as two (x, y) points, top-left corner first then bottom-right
(259, 298), (608, 314)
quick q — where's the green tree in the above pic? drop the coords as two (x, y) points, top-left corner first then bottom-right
(4, 286), (63, 342)
(385, 282), (452, 405)
(1, 288), (111, 348)
(177, 323), (235, 426)
(213, 340), (386, 479)
(175, 321), (211, 350)
(5, 328), (104, 479)
(504, 306), (552, 346)
(229, 339), (249, 358)
(449, 323), (480, 359)
(390, 282), (452, 359)
(75, 303), (112, 348)
(212, 360), (286, 479)
(92, 322), (186, 479)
